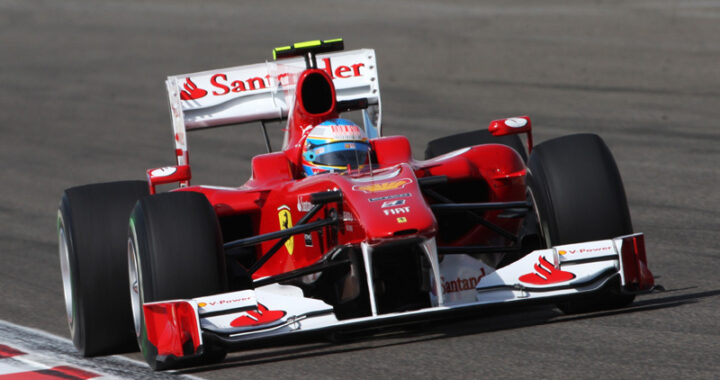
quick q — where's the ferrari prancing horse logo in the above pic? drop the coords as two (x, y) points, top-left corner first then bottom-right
(277, 205), (294, 255)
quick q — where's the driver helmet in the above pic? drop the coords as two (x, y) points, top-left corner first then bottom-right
(301, 118), (370, 176)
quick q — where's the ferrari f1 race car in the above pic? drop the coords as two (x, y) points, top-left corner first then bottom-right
(57, 39), (657, 370)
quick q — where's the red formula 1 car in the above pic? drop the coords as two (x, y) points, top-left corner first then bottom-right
(57, 39), (657, 369)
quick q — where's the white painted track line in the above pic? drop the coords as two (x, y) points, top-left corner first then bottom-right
(0, 320), (205, 379)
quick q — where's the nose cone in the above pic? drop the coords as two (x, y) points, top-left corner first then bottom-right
(343, 167), (437, 243)
(362, 200), (436, 242)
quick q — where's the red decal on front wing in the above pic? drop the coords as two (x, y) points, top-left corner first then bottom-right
(519, 256), (575, 285)
(230, 303), (286, 327)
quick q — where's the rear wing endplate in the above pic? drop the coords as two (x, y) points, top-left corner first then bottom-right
(166, 49), (381, 166)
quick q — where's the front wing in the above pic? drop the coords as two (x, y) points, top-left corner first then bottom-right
(141, 233), (654, 363)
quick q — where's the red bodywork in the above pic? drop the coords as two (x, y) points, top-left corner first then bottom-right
(150, 68), (527, 280)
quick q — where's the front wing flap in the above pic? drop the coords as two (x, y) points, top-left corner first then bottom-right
(140, 233), (653, 358)
(472, 234), (652, 303)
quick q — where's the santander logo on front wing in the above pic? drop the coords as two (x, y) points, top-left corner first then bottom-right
(519, 256), (575, 285)
(230, 303), (286, 327)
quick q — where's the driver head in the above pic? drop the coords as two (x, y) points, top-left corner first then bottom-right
(301, 119), (370, 176)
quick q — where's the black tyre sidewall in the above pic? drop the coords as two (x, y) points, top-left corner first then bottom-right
(129, 191), (226, 369)
(528, 134), (633, 245)
(58, 181), (148, 356)
(527, 134), (635, 312)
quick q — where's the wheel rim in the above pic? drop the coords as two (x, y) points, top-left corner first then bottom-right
(127, 237), (142, 338)
(57, 213), (74, 336)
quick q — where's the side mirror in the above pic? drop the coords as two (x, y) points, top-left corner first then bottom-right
(146, 165), (192, 194)
(488, 116), (533, 153)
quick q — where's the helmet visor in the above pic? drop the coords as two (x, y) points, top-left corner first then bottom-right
(309, 141), (370, 169)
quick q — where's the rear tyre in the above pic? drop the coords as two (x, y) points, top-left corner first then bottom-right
(57, 181), (148, 356)
(128, 191), (227, 370)
(425, 129), (527, 161)
(527, 134), (635, 313)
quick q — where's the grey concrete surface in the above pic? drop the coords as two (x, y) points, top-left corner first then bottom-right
(1, 0), (718, 378)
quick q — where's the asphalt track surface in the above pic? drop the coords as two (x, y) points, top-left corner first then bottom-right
(0, 319), (202, 379)
(1, 0), (719, 378)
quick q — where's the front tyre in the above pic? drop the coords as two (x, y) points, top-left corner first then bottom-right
(58, 181), (148, 356)
(527, 134), (635, 313)
(128, 191), (227, 370)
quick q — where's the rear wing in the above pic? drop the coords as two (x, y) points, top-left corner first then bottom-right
(166, 49), (381, 166)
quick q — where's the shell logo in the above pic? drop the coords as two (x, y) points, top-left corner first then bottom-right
(352, 178), (412, 193)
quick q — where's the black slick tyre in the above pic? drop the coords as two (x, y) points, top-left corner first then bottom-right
(127, 191), (227, 370)
(527, 134), (635, 313)
(425, 129), (527, 161)
(57, 180), (149, 356)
